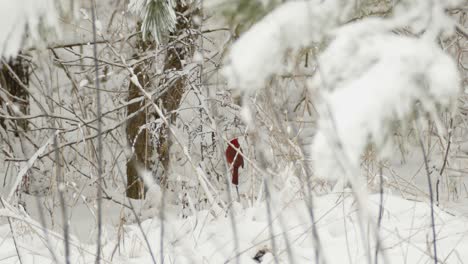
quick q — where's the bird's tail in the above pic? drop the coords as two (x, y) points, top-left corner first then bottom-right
(231, 166), (239, 185)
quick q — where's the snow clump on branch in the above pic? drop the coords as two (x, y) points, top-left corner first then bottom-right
(223, 0), (355, 90)
(312, 0), (462, 180)
(222, 0), (462, 182)
(0, 0), (60, 57)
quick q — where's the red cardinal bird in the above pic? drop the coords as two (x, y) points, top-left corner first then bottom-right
(225, 138), (244, 185)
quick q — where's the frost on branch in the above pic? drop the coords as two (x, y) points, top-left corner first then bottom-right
(0, 0), (59, 57)
(223, 0), (355, 90)
(312, 23), (460, 181)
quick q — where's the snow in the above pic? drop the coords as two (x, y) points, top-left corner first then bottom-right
(223, 0), (354, 91)
(222, 0), (462, 184)
(1, 192), (468, 263)
(391, 0), (461, 40)
(0, 0), (466, 263)
(5, 132), (57, 202)
(312, 29), (460, 181)
(223, 0), (462, 91)
(0, 0), (59, 57)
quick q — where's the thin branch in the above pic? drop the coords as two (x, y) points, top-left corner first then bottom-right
(264, 180), (279, 264)
(415, 120), (438, 264)
(456, 24), (468, 39)
(25, 32), (141, 51)
(54, 134), (71, 264)
(374, 165), (384, 264)
(113, 154), (158, 264)
(0, 198), (24, 264)
(91, 1), (104, 263)
(437, 118), (453, 206)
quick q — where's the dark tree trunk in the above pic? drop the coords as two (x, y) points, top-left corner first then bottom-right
(126, 28), (156, 199)
(126, 3), (199, 199)
(0, 56), (30, 135)
(0, 55), (30, 195)
(155, 3), (199, 186)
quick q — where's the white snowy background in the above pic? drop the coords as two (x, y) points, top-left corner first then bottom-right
(0, 0), (467, 263)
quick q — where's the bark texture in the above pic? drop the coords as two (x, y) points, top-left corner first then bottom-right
(126, 3), (198, 199)
(0, 56), (30, 135)
(126, 30), (155, 199)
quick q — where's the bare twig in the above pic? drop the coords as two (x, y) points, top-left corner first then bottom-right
(456, 24), (468, 39)
(415, 120), (438, 264)
(374, 165), (384, 264)
(0, 198), (24, 264)
(54, 134), (71, 264)
(91, 1), (104, 263)
(437, 118), (453, 206)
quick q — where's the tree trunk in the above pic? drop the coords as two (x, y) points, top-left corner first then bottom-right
(126, 3), (198, 199)
(156, 3), (198, 186)
(0, 55), (30, 196)
(126, 64), (153, 199)
(126, 27), (156, 199)
(0, 56), (30, 135)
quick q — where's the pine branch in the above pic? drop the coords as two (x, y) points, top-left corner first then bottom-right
(129, 0), (177, 44)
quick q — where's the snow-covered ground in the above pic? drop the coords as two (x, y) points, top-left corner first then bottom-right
(1, 190), (468, 263)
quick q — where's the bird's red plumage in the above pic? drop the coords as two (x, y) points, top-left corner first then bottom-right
(226, 138), (244, 185)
